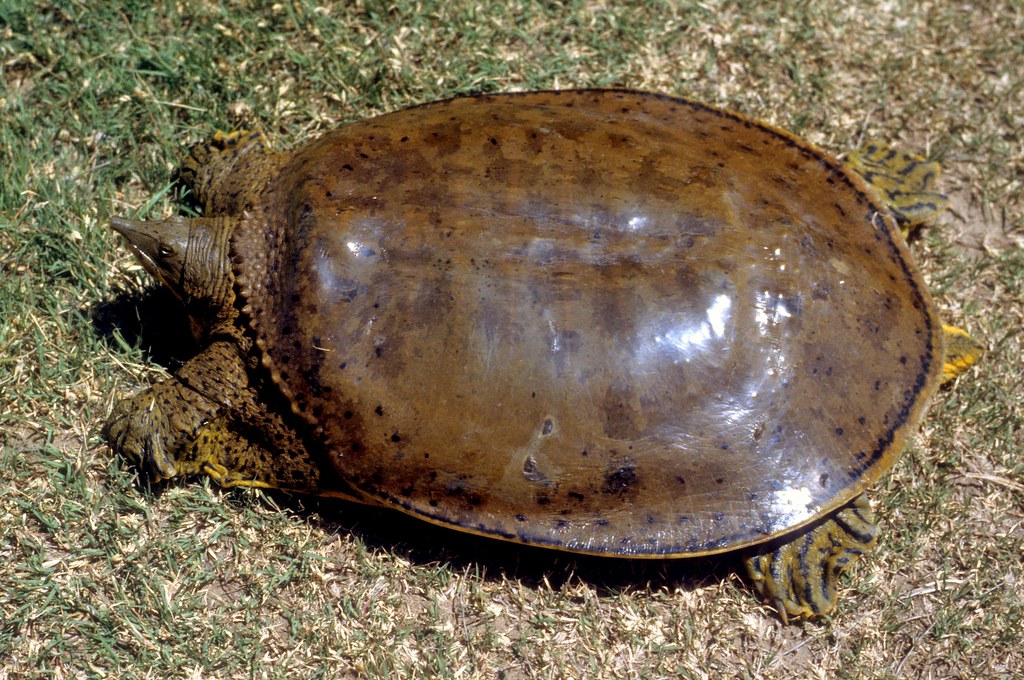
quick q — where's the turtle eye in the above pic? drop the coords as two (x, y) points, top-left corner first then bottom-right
(158, 244), (175, 259)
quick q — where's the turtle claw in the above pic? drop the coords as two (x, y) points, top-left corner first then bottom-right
(104, 391), (180, 482)
(774, 598), (790, 626)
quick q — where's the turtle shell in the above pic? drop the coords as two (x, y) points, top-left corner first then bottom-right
(231, 90), (943, 556)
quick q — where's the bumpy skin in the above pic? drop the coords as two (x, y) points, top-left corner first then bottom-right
(107, 90), (967, 621)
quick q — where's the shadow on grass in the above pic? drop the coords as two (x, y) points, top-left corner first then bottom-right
(284, 491), (740, 602)
(91, 285), (199, 372)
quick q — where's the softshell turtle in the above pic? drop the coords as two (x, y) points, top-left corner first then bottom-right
(105, 89), (981, 621)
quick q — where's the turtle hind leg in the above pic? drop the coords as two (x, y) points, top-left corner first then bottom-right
(177, 130), (271, 214)
(845, 145), (985, 383)
(845, 142), (949, 234)
(743, 494), (877, 622)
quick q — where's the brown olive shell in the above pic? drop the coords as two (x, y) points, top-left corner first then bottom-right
(231, 90), (943, 556)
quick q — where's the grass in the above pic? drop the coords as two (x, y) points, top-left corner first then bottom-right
(1, 0), (1022, 677)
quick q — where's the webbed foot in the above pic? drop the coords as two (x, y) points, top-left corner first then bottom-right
(179, 130), (270, 213)
(846, 143), (948, 233)
(104, 379), (216, 482)
(744, 494), (877, 622)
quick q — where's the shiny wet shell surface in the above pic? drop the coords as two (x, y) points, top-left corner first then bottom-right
(231, 90), (943, 556)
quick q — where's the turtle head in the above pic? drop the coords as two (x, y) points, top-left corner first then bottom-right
(112, 215), (235, 337)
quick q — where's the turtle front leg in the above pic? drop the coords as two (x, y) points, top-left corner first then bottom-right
(743, 494), (877, 622)
(105, 340), (250, 483)
(107, 338), (337, 496)
(175, 394), (329, 495)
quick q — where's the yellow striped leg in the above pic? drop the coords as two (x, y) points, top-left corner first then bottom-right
(744, 494), (877, 622)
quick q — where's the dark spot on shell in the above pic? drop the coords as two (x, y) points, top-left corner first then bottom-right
(445, 479), (483, 507)
(835, 427), (844, 436)
(374, 404), (384, 416)
(390, 432), (401, 442)
(715, 477), (724, 485)
(752, 421), (765, 441)
(601, 461), (637, 496)
(522, 456), (547, 483)
(515, 514), (526, 522)
(596, 519), (609, 527)
(343, 410), (354, 419)
(568, 491), (585, 502)
(819, 473), (830, 488)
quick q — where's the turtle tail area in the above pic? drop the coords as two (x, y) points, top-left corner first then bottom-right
(179, 130), (271, 214)
(941, 323), (985, 384)
(743, 494), (877, 623)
